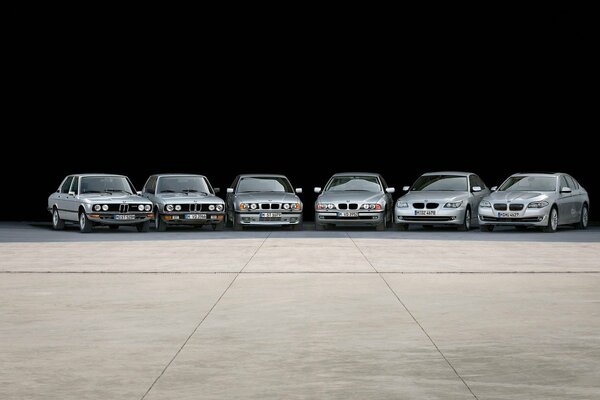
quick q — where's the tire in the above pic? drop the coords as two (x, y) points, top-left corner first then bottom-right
(52, 207), (65, 230)
(576, 204), (589, 230)
(155, 211), (167, 232)
(396, 223), (409, 231)
(137, 221), (150, 232)
(233, 215), (243, 231)
(213, 221), (225, 231)
(109, 225), (119, 230)
(480, 225), (494, 232)
(543, 206), (558, 233)
(376, 213), (387, 231)
(79, 211), (92, 233)
(458, 208), (471, 231)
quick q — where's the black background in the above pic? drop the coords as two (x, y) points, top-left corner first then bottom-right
(4, 7), (596, 222)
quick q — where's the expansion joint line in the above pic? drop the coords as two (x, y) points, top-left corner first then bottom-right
(346, 233), (479, 400)
(140, 233), (271, 400)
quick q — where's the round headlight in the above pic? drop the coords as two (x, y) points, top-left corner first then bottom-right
(138, 204), (145, 211)
(209, 205), (215, 211)
(250, 203), (257, 210)
(175, 205), (181, 211)
(283, 203), (290, 209)
(326, 204), (334, 210)
(145, 204), (151, 211)
(102, 204), (109, 211)
(362, 204), (369, 209)
(94, 204), (101, 211)
(166, 204), (174, 212)
(216, 204), (223, 211)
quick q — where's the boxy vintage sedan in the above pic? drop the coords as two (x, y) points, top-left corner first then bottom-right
(394, 172), (489, 231)
(226, 174), (303, 230)
(48, 174), (154, 233)
(478, 172), (589, 232)
(314, 172), (395, 230)
(142, 174), (225, 231)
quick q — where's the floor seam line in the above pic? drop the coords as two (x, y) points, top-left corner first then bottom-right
(346, 233), (479, 400)
(139, 232), (271, 400)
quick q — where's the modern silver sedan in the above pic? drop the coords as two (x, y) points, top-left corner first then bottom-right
(314, 172), (395, 230)
(394, 171), (489, 231)
(478, 172), (589, 232)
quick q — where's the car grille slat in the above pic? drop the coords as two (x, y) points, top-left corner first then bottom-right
(509, 204), (524, 211)
(493, 203), (507, 211)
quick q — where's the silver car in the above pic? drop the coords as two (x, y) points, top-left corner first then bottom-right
(226, 174), (303, 230)
(142, 174), (225, 231)
(48, 174), (153, 233)
(478, 172), (590, 232)
(314, 172), (395, 230)
(394, 171), (489, 231)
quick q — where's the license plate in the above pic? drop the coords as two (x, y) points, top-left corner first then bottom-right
(114, 214), (135, 220)
(260, 212), (282, 218)
(338, 212), (358, 217)
(186, 214), (207, 220)
(498, 212), (519, 218)
(415, 210), (436, 216)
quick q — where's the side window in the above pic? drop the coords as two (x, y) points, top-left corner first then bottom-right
(565, 175), (578, 189)
(60, 176), (73, 194)
(230, 176), (239, 192)
(469, 175), (482, 190)
(70, 177), (79, 195)
(379, 175), (388, 190)
(474, 175), (486, 189)
(559, 176), (569, 190)
(145, 176), (157, 194)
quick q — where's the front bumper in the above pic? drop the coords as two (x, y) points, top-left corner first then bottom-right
(315, 211), (383, 226)
(235, 211), (302, 226)
(160, 212), (225, 225)
(478, 207), (549, 226)
(395, 207), (466, 225)
(87, 212), (153, 225)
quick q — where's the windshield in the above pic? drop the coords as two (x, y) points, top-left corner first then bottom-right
(157, 176), (210, 194)
(325, 176), (382, 192)
(80, 176), (134, 194)
(499, 176), (557, 192)
(411, 175), (467, 191)
(237, 177), (293, 193)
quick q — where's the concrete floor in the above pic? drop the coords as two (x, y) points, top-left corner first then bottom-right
(1, 223), (599, 399)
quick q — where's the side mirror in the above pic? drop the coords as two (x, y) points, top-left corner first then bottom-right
(386, 187), (395, 194)
(402, 186), (410, 192)
(491, 186), (498, 192)
(226, 188), (234, 194)
(214, 187), (220, 194)
(68, 191), (75, 196)
(472, 186), (481, 192)
(136, 191), (142, 196)
(314, 187), (322, 194)
(560, 187), (572, 194)
(295, 188), (303, 194)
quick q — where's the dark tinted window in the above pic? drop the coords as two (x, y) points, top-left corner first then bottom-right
(559, 176), (569, 190)
(144, 176), (157, 194)
(60, 176), (73, 193)
(470, 175), (486, 190)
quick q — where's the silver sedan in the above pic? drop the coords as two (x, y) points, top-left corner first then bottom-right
(394, 172), (490, 231)
(314, 172), (395, 230)
(478, 172), (590, 232)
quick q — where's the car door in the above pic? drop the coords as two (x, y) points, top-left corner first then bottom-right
(557, 175), (574, 224)
(63, 176), (80, 220)
(56, 176), (74, 221)
(565, 175), (582, 223)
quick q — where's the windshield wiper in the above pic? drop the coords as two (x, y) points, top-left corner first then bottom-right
(160, 190), (176, 193)
(82, 190), (101, 194)
(104, 189), (132, 194)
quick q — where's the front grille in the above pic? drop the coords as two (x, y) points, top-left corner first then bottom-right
(494, 203), (507, 211)
(259, 216), (282, 221)
(96, 204), (147, 213)
(509, 204), (524, 211)
(260, 203), (281, 210)
(401, 216), (454, 222)
(426, 203), (438, 209)
(413, 203), (424, 209)
(338, 203), (347, 210)
(413, 203), (438, 209)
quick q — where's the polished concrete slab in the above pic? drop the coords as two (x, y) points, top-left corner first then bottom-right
(1, 223), (599, 399)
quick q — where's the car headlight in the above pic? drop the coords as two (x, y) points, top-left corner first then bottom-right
(250, 203), (257, 210)
(326, 203), (334, 210)
(138, 204), (145, 211)
(527, 201), (549, 209)
(396, 202), (409, 208)
(362, 204), (370, 209)
(102, 204), (108, 211)
(93, 204), (101, 211)
(175, 205), (181, 211)
(166, 204), (174, 212)
(291, 202), (300, 210)
(444, 201), (463, 208)
(283, 203), (290, 209)
(145, 205), (151, 211)
(209, 205), (215, 211)
(239, 203), (247, 210)
(480, 200), (491, 208)
(216, 204), (223, 212)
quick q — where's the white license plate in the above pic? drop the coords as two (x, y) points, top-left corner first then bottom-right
(498, 212), (519, 218)
(186, 214), (207, 220)
(415, 210), (436, 216)
(338, 212), (359, 217)
(261, 212), (282, 218)
(114, 214), (135, 220)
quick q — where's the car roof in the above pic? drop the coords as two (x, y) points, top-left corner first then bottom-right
(330, 172), (381, 177)
(152, 173), (207, 178)
(73, 173), (127, 178)
(421, 171), (473, 177)
(512, 172), (562, 177)
(237, 174), (289, 178)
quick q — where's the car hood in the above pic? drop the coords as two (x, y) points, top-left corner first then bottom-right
(235, 192), (301, 203)
(398, 191), (469, 203)
(486, 191), (553, 202)
(157, 193), (224, 204)
(317, 191), (384, 203)
(80, 193), (152, 204)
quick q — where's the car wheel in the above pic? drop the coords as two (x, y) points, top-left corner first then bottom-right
(458, 208), (471, 231)
(543, 206), (558, 233)
(376, 213), (387, 231)
(396, 223), (408, 231)
(109, 225), (119, 230)
(52, 207), (65, 230)
(576, 204), (589, 230)
(233, 215), (243, 231)
(79, 211), (92, 233)
(480, 225), (494, 232)
(137, 221), (150, 232)
(155, 211), (167, 232)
